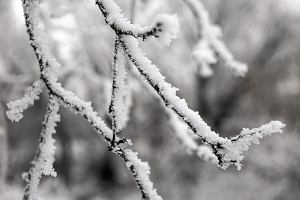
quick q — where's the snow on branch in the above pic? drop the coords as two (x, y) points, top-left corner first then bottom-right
(95, 0), (179, 46)
(131, 63), (218, 164)
(96, 0), (285, 170)
(223, 120), (285, 170)
(129, 58), (218, 165)
(22, 0), (60, 75)
(18, 1), (161, 199)
(110, 38), (129, 146)
(123, 149), (163, 200)
(6, 79), (44, 122)
(183, 0), (248, 77)
(121, 35), (226, 142)
(168, 110), (218, 164)
(22, 0), (114, 145)
(120, 34), (284, 169)
(23, 95), (60, 200)
(96, 0), (147, 35)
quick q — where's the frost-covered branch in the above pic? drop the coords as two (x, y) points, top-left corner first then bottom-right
(168, 110), (218, 164)
(183, 0), (248, 77)
(122, 149), (162, 200)
(6, 79), (44, 122)
(12, 1), (162, 199)
(96, 0), (179, 45)
(109, 38), (129, 146)
(23, 95), (60, 200)
(130, 56), (218, 164)
(224, 121), (285, 170)
(20, 0), (114, 145)
(96, 0), (285, 170)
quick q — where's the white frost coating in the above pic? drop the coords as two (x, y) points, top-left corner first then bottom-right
(125, 149), (163, 200)
(193, 40), (215, 77)
(152, 14), (179, 46)
(17, 3), (286, 200)
(121, 35), (285, 169)
(222, 121), (286, 170)
(22, 0), (116, 145)
(196, 145), (218, 163)
(46, 76), (115, 142)
(38, 97), (60, 177)
(184, 0), (248, 77)
(168, 110), (197, 151)
(96, 0), (178, 46)
(6, 79), (44, 122)
(96, 0), (148, 34)
(22, 0), (60, 75)
(111, 42), (129, 132)
(168, 110), (217, 164)
(23, 96), (60, 200)
(122, 36), (228, 145)
(20, 0), (161, 200)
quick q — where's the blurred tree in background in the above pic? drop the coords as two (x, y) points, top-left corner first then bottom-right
(1, 0), (300, 199)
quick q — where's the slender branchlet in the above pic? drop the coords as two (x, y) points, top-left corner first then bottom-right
(6, 79), (44, 122)
(23, 95), (60, 200)
(167, 109), (218, 164)
(183, 0), (248, 77)
(96, 0), (179, 45)
(109, 37), (129, 147)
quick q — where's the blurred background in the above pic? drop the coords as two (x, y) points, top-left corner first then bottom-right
(1, 0), (300, 199)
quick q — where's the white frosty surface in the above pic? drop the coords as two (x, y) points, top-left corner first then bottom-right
(6, 79), (44, 122)
(97, 0), (179, 46)
(125, 149), (163, 200)
(110, 42), (130, 133)
(121, 35), (285, 169)
(23, 96), (60, 200)
(168, 110), (218, 164)
(184, 0), (248, 77)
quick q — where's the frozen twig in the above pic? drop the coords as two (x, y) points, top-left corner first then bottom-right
(23, 95), (60, 200)
(168, 110), (218, 164)
(109, 38), (129, 146)
(6, 79), (44, 122)
(183, 0), (248, 77)
(96, 0), (179, 46)
(122, 149), (162, 200)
